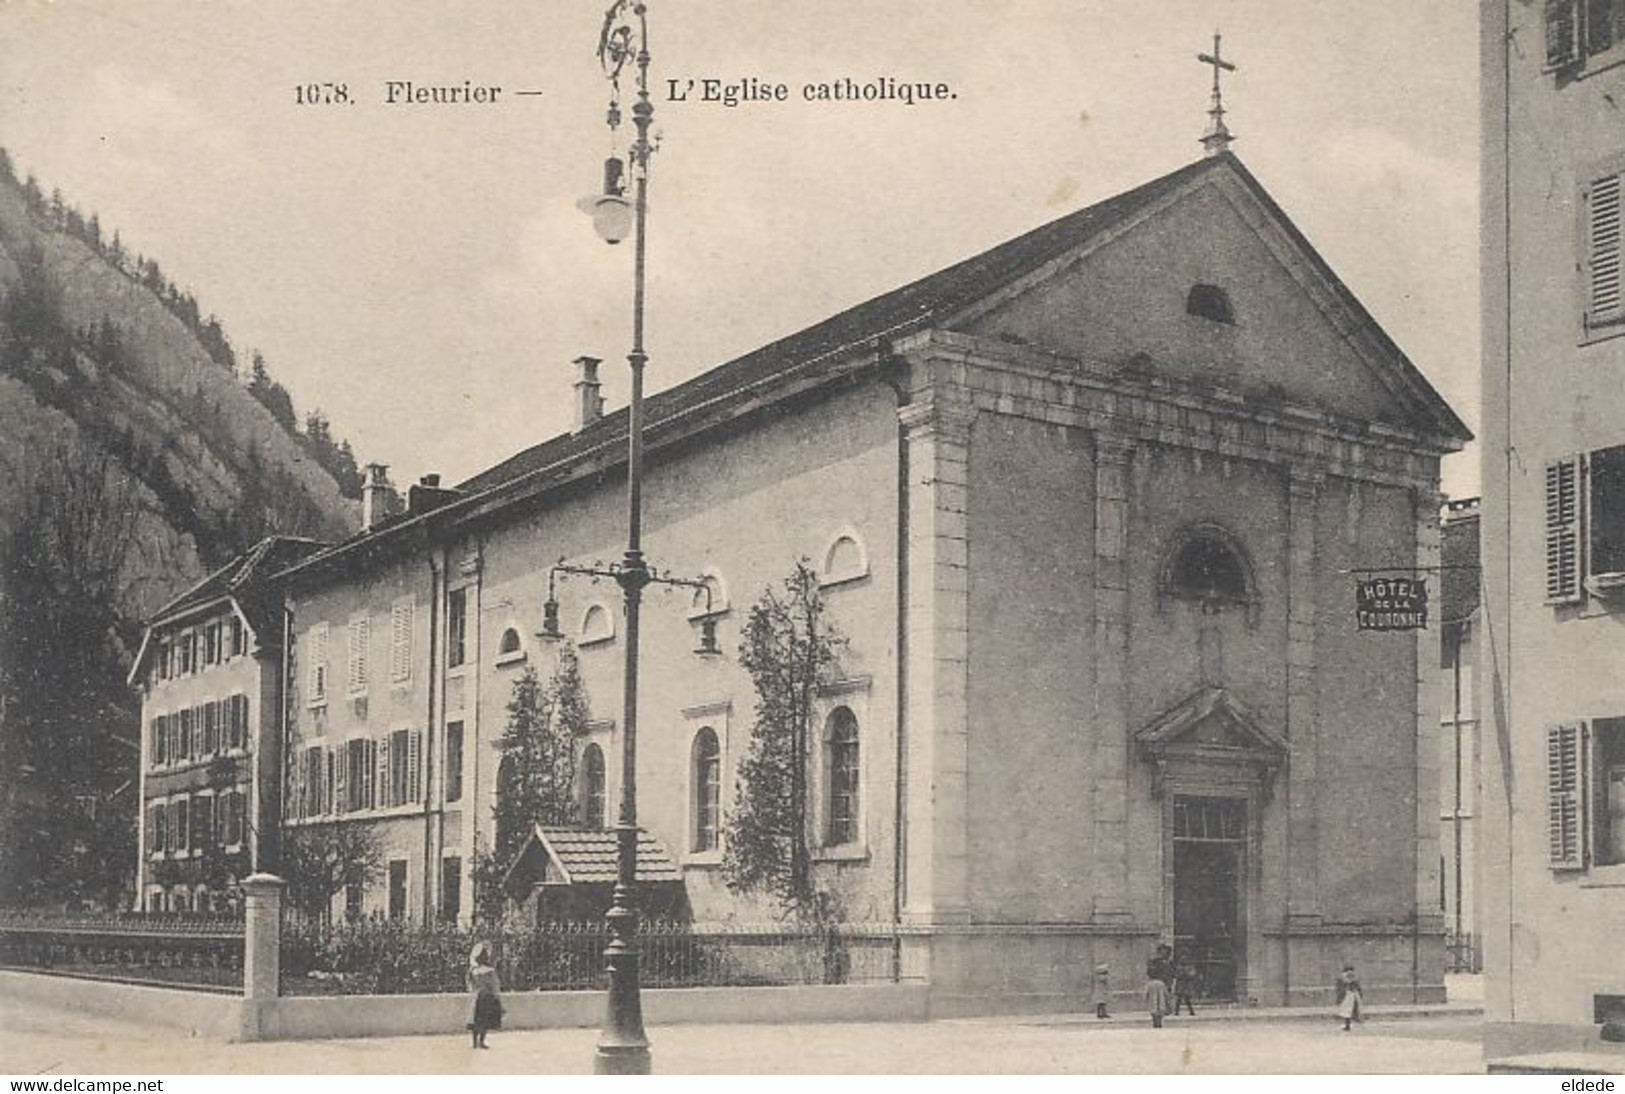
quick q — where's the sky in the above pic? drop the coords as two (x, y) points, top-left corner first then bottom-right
(0, 1), (1481, 499)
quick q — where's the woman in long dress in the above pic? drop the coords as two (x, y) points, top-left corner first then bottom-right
(468, 942), (503, 1049)
(1334, 964), (1362, 1031)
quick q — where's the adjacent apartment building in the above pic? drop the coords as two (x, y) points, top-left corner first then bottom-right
(128, 537), (326, 911)
(1480, 0), (1625, 1059)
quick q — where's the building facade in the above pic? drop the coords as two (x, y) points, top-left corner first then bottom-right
(1480, 0), (1625, 1059)
(128, 537), (325, 912)
(273, 151), (1466, 1014)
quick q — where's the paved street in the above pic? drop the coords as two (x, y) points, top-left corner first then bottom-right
(0, 1000), (1485, 1075)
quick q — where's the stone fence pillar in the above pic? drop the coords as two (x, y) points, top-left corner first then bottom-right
(240, 872), (283, 1040)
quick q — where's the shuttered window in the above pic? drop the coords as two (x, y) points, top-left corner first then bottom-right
(1548, 0), (1582, 67)
(1586, 172), (1624, 332)
(390, 602), (413, 682)
(348, 617), (370, 694)
(1549, 722), (1587, 869)
(1550, 1), (1625, 68)
(1547, 457), (1583, 602)
(309, 623), (329, 703)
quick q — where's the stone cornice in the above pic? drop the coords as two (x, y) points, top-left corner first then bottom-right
(911, 330), (1450, 491)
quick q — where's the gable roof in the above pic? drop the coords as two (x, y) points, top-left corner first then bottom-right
(129, 536), (328, 684)
(502, 826), (683, 890)
(153, 536), (328, 629)
(283, 153), (1467, 584)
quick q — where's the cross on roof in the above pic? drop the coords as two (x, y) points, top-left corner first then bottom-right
(1197, 32), (1237, 157)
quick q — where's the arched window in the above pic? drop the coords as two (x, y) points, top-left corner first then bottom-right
(687, 571), (729, 619)
(498, 627), (522, 656)
(822, 531), (869, 586)
(1186, 283), (1235, 324)
(580, 743), (606, 829)
(1163, 526), (1254, 609)
(826, 707), (860, 845)
(691, 728), (721, 852)
(495, 755), (522, 852)
(581, 603), (615, 646)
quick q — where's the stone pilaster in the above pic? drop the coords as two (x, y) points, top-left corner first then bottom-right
(900, 395), (976, 924)
(1091, 433), (1137, 919)
(1285, 467), (1323, 923)
(1413, 489), (1446, 933)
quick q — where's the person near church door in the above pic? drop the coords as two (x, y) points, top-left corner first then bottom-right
(1145, 943), (1173, 1028)
(1171, 950), (1198, 1016)
(1092, 962), (1111, 1019)
(1334, 964), (1363, 1031)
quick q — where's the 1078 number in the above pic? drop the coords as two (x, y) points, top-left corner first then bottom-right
(295, 83), (350, 105)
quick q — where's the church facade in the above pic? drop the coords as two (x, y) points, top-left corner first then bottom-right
(270, 151), (1467, 1014)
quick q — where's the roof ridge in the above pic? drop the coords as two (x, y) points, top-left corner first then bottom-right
(455, 155), (1223, 499)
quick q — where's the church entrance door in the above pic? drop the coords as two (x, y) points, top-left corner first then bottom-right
(1172, 795), (1245, 1002)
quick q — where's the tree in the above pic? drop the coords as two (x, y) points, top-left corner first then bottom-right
(281, 822), (384, 921)
(0, 444), (145, 908)
(491, 647), (589, 862)
(722, 561), (843, 920)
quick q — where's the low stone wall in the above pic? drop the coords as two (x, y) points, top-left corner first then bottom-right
(0, 970), (240, 1039)
(0, 968), (927, 1042)
(253, 982), (928, 1041)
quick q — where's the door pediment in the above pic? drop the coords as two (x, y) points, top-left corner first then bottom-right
(1135, 687), (1286, 794)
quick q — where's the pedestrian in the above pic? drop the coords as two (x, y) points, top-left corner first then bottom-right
(1145, 943), (1173, 1028)
(1171, 951), (1198, 1016)
(1092, 962), (1111, 1019)
(468, 941), (503, 1049)
(1334, 963), (1363, 1032)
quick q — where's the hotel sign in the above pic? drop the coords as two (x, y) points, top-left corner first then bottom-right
(1355, 577), (1429, 631)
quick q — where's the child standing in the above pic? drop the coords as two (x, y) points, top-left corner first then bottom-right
(1145, 944), (1173, 1029)
(1334, 964), (1363, 1031)
(468, 942), (504, 1049)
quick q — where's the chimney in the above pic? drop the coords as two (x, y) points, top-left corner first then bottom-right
(573, 355), (604, 431)
(407, 473), (459, 516)
(361, 463), (391, 531)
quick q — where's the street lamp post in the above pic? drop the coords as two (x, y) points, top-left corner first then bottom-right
(579, 0), (657, 1074)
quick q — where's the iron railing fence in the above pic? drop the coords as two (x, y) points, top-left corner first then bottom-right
(280, 918), (923, 996)
(1444, 930), (1481, 974)
(0, 910), (244, 991)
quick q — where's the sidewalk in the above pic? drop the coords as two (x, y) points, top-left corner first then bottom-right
(1010, 998), (1483, 1030)
(1, 991), (1488, 1074)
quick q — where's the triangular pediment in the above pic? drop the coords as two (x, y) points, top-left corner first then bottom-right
(949, 156), (1469, 447)
(1135, 686), (1287, 761)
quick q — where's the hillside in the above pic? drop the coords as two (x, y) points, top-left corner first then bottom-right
(0, 152), (364, 907)
(0, 161), (359, 618)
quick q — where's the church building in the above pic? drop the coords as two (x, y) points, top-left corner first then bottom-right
(269, 142), (1468, 1014)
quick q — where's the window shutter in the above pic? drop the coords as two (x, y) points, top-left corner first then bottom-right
(391, 602), (413, 682)
(310, 623), (329, 701)
(348, 618), (370, 693)
(1587, 172), (1623, 331)
(335, 744), (349, 814)
(1547, 457), (1584, 602)
(1547, 0), (1581, 69)
(1589, 0), (1619, 54)
(409, 730), (423, 802)
(377, 734), (392, 808)
(325, 750), (336, 815)
(1548, 722), (1587, 868)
